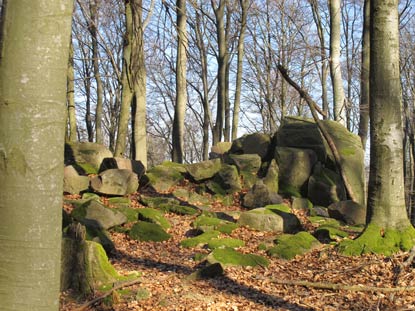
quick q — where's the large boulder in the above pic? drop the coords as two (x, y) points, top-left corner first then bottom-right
(328, 200), (366, 225)
(71, 199), (127, 230)
(63, 165), (90, 194)
(307, 164), (346, 207)
(91, 169), (138, 196)
(263, 159), (279, 194)
(226, 154), (261, 189)
(64, 142), (112, 174)
(230, 133), (272, 160)
(275, 147), (318, 197)
(141, 162), (185, 192)
(242, 180), (283, 209)
(99, 157), (146, 178)
(210, 142), (232, 159)
(186, 158), (222, 181)
(237, 206), (301, 233)
(206, 164), (241, 195)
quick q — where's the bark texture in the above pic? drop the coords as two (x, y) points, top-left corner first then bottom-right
(0, 0), (73, 309)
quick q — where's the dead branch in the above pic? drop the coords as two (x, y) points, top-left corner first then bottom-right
(277, 64), (359, 204)
(271, 278), (415, 293)
(74, 278), (142, 311)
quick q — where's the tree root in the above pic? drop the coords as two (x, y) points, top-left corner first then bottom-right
(270, 278), (415, 293)
(74, 279), (142, 311)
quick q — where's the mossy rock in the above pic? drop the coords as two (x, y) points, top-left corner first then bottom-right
(129, 221), (171, 242)
(180, 231), (221, 248)
(207, 238), (245, 249)
(141, 163), (184, 192)
(108, 196), (131, 206)
(206, 164), (241, 195)
(115, 207), (139, 222)
(85, 226), (115, 253)
(314, 225), (349, 242)
(172, 188), (211, 207)
(139, 195), (180, 208)
(291, 197), (313, 211)
(226, 154), (261, 190)
(267, 231), (321, 260)
(207, 247), (269, 267)
(137, 208), (171, 229)
(192, 215), (238, 234)
(338, 224), (415, 256)
(82, 192), (101, 200)
(309, 216), (343, 227)
(212, 194), (234, 207)
(159, 203), (199, 215)
(265, 203), (291, 213)
(186, 158), (222, 181)
(65, 142), (113, 175)
(187, 263), (224, 280)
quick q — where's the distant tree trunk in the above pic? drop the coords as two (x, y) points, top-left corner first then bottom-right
(0, 0), (73, 309)
(223, 2), (232, 142)
(329, 0), (347, 126)
(358, 0), (370, 149)
(115, 1), (134, 157)
(130, 0), (147, 167)
(89, 0), (104, 144)
(67, 39), (77, 142)
(212, 0), (227, 145)
(232, 0), (248, 141)
(172, 0), (188, 163)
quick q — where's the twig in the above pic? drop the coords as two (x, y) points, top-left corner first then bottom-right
(74, 279), (142, 311)
(402, 246), (415, 268)
(271, 278), (415, 293)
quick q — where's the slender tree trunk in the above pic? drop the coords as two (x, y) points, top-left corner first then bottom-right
(358, 0), (370, 149)
(172, 0), (188, 163)
(329, 0), (347, 126)
(89, 0), (104, 144)
(0, 0), (73, 309)
(67, 39), (77, 142)
(232, 0), (248, 140)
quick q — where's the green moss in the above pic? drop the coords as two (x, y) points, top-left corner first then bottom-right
(309, 216), (343, 227)
(194, 253), (208, 261)
(340, 148), (356, 156)
(207, 247), (269, 267)
(180, 231), (221, 248)
(136, 287), (151, 301)
(159, 203), (199, 215)
(213, 194), (234, 206)
(267, 232), (320, 260)
(207, 238), (245, 249)
(314, 225), (349, 241)
(82, 192), (101, 200)
(279, 184), (302, 198)
(139, 195), (180, 207)
(192, 215), (238, 234)
(338, 224), (415, 256)
(129, 221), (171, 242)
(265, 204), (291, 213)
(114, 207), (139, 222)
(85, 241), (120, 286)
(137, 208), (171, 229)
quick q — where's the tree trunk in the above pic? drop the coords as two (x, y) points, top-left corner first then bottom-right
(358, 0), (370, 149)
(0, 0), (73, 309)
(231, 0), (248, 141)
(89, 0), (104, 144)
(67, 38), (77, 142)
(339, 0), (415, 256)
(172, 0), (188, 163)
(329, 0), (347, 126)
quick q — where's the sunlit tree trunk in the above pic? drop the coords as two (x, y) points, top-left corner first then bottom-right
(172, 0), (188, 163)
(0, 0), (73, 309)
(67, 39), (77, 142)
(358, 0), (370, 149)
(329, 0), (347, 126)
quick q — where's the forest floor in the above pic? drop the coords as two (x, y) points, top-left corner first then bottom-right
(60, 188), (415, 311)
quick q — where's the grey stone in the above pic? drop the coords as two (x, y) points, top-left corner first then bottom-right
(99, 157), (145, 178)
(64, 142), (113, 174)
(230, 133), (272, 159)
(242, 180), (283, 209)
(91, 169), (138, 196)
(186, 158), (222, 181)
(226, 154), (261, 189)
(328, 200), (366, 225)
(63, 165), (90, 194)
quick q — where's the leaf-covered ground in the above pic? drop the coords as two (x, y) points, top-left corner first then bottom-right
(60, 188), (415, 311)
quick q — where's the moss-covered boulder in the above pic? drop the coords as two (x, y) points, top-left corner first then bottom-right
(85, 226), (115, 253)
(230, 133), (272, 160)
(207, 247), (269, 267)
(91, 169), (139, 196)
(159, 203), (199, 215)
(308, 164), (346, 207)
(263, 159), (279, 194)
(99, 157), (146, 178)
(275, 147), (318, 197)
(141, 162), (185, 192)
(186, 158), (222, 181)
(237, 206), (301, 233)
(137, 208), (171, 229)
(226, 154), (261, 189)
(139, 195), (180, 208)
(192, 215), (239, 234)
(187, 263), (224, 280)
(71, 199), (127, 230)
(129, 221), (171, 242)
(206, 164), (241, 195)
(328, 200), (366, 225)
(210, 142), (232, 158)
(63, 165), (90, 194)
(207, 238), (245, 249)
(180, 231), (221, 248)
(314, 225), (349, 242)
(65, 142), (113, 174)
(242, 180), (283, 209)
(291, 197), (313, 212)
(172, 188), (211, 208)
(267, 232), (321, 260)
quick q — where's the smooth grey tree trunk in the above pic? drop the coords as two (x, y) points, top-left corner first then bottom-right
(0, 0), (73, 309)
